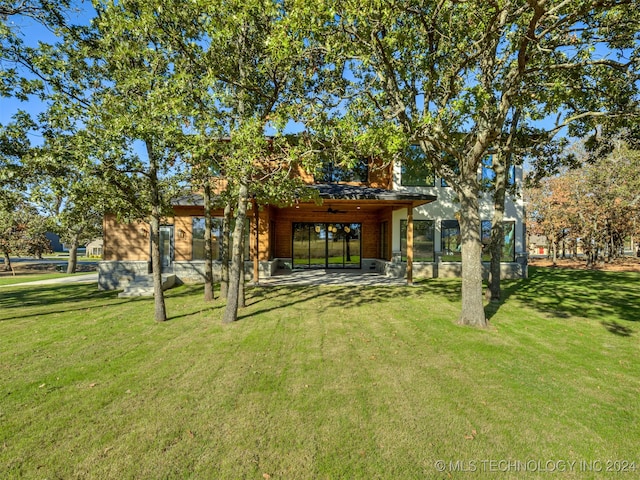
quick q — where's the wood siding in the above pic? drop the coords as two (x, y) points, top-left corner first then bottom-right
(103, 214), (150, 261)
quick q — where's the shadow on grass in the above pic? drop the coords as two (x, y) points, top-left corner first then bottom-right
(601, 320), (634, 337)
(240, 281), (438, 322)
(0, 283), (149, 322)
(489, 266), (639, 336)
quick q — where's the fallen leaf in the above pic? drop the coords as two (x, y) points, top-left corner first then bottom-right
(39, 384), (46, 388)
(263, 474), (271, 480)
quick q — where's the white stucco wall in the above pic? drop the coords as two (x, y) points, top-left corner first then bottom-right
(390, 162), (526, 257)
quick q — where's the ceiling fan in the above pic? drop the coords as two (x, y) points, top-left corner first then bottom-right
(312, 207), (347, 214)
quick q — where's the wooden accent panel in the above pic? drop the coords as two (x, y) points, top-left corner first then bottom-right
(295, 164), (315, 184)
(173, 215), (192, 261)
(368, 158), (392, 189)
(103, 214), (149, 261)
(253, 206), (272, 261)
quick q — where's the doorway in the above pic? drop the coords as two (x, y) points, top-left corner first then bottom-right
(292, 222), (361, 269)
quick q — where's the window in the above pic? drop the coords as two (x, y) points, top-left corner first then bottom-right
(441, 220), (462, 261)
(192, 217), (250, 261)
(380, 221), (388, 259)
(317, 158), (368, 183)
(481, 220), (516, 262)
(192, 217), (223, 260)
(401, 145), (434, 186)
(400, 220), (435, 262)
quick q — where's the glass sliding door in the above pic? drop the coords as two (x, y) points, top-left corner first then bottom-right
(309, 223), (326, 267)
(292, 223), (311, 268)
(292, 222), (361, 269)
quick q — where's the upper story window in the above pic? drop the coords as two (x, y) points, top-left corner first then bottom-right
(317, 158), (369, 183)
(401, 145), (435, 187)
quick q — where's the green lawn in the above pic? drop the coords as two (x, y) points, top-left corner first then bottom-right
(1, 267), (639, 478)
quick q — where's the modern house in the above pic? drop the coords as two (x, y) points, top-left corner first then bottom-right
(98, 153), (527, 290)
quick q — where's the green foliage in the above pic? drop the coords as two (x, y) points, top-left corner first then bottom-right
(27, 132), (104, 247)
(0, 112), (35, 191)
(0, 199), (51, 258)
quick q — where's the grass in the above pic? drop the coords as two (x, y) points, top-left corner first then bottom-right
(1, 267), (639, 478)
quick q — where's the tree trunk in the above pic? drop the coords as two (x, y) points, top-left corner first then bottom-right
(486, 109), (518, 302)
(239, 224), (246, 309)
(67, 236), (79, 274)
(203, 182), (214, 302)
(486, 216), (504, 302)
(149, 214), (168, 322)
(486, 154), (507, 302)
(458, 184), (487, 327)
(222, 182), (249, 323)
(220, 201), (231, 299)
(252, 198), (260, 284)
(146, 140), (167, 322)
(3, 250), (13, 274)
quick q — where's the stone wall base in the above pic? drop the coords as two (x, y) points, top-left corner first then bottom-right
(99, 258), (527, 290)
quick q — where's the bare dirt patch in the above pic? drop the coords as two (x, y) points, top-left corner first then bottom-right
(529, 257), (640, 273)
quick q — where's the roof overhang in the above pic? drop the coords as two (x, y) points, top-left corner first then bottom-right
(172, 184), (437, 209)
(311, 183), (436, 208)
(172, 193), (205, 206)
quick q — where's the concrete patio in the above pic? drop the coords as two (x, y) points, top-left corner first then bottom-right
(255, 269), (408, 286)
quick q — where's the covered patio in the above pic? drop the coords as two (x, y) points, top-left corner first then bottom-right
(250, 183), (436, 284)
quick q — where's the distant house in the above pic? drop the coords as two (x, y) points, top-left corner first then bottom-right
(99, 151), (527, 290)
(528, 234), (549, 256)
(45, 232), (64, 252)
(86, 238), (104, 258)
